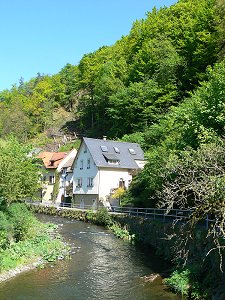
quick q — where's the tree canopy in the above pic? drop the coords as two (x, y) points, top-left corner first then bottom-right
(0, 138), (40, 206)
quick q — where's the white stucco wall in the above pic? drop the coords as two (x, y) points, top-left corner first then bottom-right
(56, 149), (77, 203)
(98, 168), (132, 201)
(73, 142), (99, 195)
(57, 172), (73, 203)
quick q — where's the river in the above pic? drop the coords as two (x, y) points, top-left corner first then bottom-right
(0, 214), (182, 300)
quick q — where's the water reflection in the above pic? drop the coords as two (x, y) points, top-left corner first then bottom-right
(0, 215), (182, 300)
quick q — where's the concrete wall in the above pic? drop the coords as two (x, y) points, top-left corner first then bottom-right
(73, 194), (100, 208)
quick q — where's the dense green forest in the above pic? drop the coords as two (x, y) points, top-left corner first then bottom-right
(1, 0), (224, 142)
(1, 0), (225, 297)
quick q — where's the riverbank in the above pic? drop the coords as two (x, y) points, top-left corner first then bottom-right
(27, 204), (225, 299)
(0, 203), (68, 283)
(0, 213), (182, 300)
(0, 259), (42, 283)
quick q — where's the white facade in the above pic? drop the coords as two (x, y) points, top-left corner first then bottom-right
(73, 143), (98, 195)
(56, 149), (77, 203)
(73, 140), (145, 208)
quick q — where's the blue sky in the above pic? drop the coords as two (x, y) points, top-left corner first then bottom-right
(0, 0), (177, 91)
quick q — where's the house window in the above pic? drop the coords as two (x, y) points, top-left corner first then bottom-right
(49, 176), (55, 184)
(76, 178), (82, 188)
(119, 178), (125, 188)
(87, 158), (90, 169)
(100, 145), (108, 152)
(84, 146), (87, 153)
(128, 148), (136, 155)
(108, 159), (119, 165)
(80, 160), (83, 170)
(114, 146), (120, 153)
(42, 176), (46, 182)
(103, 153), (120, 165)
(87, 177), (93, 187)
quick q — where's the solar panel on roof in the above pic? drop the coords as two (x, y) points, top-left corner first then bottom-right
(100, 145), (108, 152)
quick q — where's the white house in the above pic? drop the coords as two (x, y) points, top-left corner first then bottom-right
(72, 137), (145, 209)
(56, 148), (77, 204)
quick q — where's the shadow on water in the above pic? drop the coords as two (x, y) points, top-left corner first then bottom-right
(0, 214), (183, 300)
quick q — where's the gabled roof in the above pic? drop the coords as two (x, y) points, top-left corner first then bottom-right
(82, 137), (144, 169)
(57, 149), (77, 173)
(37, 151), (67, 169)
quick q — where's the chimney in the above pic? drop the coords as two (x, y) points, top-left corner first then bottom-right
(103, 136), (107, 141)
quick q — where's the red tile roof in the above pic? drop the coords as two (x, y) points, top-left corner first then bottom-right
(37, 152), (67, 169)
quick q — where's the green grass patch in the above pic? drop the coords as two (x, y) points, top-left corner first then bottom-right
(0, 203), (68, 273)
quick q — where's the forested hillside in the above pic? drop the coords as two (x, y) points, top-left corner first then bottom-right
(0, 0), (225, 207)
(0, 0), (224, 143)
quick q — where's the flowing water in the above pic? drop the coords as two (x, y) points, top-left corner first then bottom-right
(0, 215), (182, 300)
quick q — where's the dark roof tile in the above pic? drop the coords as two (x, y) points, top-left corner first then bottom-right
(83, 137), (144, 169)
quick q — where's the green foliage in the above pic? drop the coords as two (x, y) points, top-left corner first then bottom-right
(86, 207), (113, 227)
(127, 58), (225, 207)
(1, 0), (223, 140)
(164, 267), (208, 299)
(110, 222), (135, 241)
(157, 142), (225, 210)
(0, 203), (66, 273)
(0, 137), (40, 205)
(111, 187), (125, 199)
(0, 211), (13, 249)
(120, 132), (145, 149)
(58, 140), (81, 152)
(73, 0), (222, 137)
(6, 203), (38, 241)
(164, 269), (191, 296)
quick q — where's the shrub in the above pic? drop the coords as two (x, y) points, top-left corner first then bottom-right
(0, 211), (13, 249)
(86, 208), (113, 227)
(164, 267), (208, 299)
(109, 222), (135, 241)
(164, 269), (191, 296)
(6, 203), (39, 241)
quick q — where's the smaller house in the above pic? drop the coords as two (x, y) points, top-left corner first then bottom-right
(72, 137), (145, 209)
(56, 149), (77, 204)
(37, 151), (67, 202)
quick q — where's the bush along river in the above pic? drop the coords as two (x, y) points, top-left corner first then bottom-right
(0, 213), (182, 300)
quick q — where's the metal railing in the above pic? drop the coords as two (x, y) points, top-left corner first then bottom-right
(28, 201), (215, 229)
